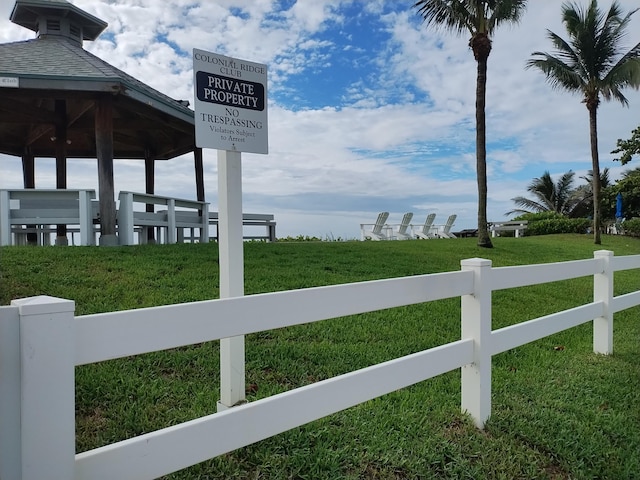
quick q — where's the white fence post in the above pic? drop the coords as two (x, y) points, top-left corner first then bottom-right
(593, 250), (613, 355)
(118, 192), (134, 245)
(200, 205), (209, 243)
(0, 189), (10, 246)
(460, 258), (492, 428)
(12, 296), (76, 479)
(167, 198), (177, 244)
(79, 189), (93, 246)
(0, 305), (21, 480)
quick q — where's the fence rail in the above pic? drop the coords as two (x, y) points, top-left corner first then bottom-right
(1, 250), (639, 480)
(75, 270), (473, 365)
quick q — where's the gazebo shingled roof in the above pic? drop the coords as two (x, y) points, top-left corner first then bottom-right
(0, 0), (204, 245)
(10, 0), (108, 41)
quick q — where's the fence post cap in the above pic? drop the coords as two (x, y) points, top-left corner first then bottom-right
(594, 250), (613, 257)
(11, 296), (75, 315)
(460, 258), (492, 268)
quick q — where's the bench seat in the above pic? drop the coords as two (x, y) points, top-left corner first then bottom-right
(0, 189), (97, 246)
(490, 221), (528, 238)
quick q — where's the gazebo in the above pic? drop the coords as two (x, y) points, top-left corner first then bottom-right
(0, 0), (204, 245)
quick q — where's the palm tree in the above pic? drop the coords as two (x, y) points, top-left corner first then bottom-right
(413, 0), (528, 248)
(568, 168), (611, 218)
(507, 170), (577, 216)
(527, 0), (640, 244)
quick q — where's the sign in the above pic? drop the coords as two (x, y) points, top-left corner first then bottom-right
(193, 49), (268, 154)
(0, 77), (19, 88)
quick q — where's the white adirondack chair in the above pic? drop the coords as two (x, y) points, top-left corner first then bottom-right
(438, 214), (457, 238)
(415, 213), (437, 239)
(394, 212), (414, 240)
(360, 212), (390, 240)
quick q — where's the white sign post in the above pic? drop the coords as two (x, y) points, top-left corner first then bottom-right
(193, 49), (268, 410)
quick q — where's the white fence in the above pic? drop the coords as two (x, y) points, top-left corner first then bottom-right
(1, 250), (639, 479)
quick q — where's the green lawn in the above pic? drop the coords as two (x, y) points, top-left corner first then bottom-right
(1, 234), (639, 479)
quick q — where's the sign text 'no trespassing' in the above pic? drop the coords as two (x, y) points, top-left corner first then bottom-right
(193, 49), (268, 154)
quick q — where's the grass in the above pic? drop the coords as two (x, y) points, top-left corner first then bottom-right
(1, 234), (639, 479)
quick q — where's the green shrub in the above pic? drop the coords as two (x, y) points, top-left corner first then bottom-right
(622, 218), (640, 236)
(513, 211), (564, 222)
(277, 235), (323, 242)
(510, 212), (591, 236)
(526, 217), (591, 236)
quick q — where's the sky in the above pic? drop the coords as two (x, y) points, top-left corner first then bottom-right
(1, 0), (639, 240)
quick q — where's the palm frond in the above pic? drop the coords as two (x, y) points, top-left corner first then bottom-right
(507, 197), (548, 215)
(488, 0), (527, 32)
(602, 41), (640, 93)
(413, 0), (528, 36)
(529, 0), (639, 102)
(509, 171), (578, 216)
(526, 53), (584, 92)
(413, 0), (475, 35)
(580, 168), (611, 187)
(546, 30), (579, 59)
(505, 207), (536, 216)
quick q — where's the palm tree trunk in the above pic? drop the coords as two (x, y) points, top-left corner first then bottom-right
(476, 55), (492, 248)
(588, 104), (601, 245)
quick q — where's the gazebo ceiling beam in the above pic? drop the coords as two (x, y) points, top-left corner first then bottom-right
(120, 102), (194, 135)
(67, 100), (95, 128)
(158, 144), (195, 160)
(0, 131), (25, 149)
(0, 97), (57, 123)
(22, 119), (183, 134)
(0, 99), (93, 125)
(26, 123), (55, 146)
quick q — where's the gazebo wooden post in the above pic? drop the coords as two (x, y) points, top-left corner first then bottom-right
(95, 96), (118, 246)
(55, 99), (68, 245)
(144, 148), (155, 243)
(21, 147), (35, 188)
(194, 147), (205, 203)
(194, 147), (206, 240)
(21, 147), (37, 244)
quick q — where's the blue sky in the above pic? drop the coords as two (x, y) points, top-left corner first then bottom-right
(1, 0), (639, 239)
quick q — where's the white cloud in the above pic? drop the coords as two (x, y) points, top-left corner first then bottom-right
(1, 0), (640, 240)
